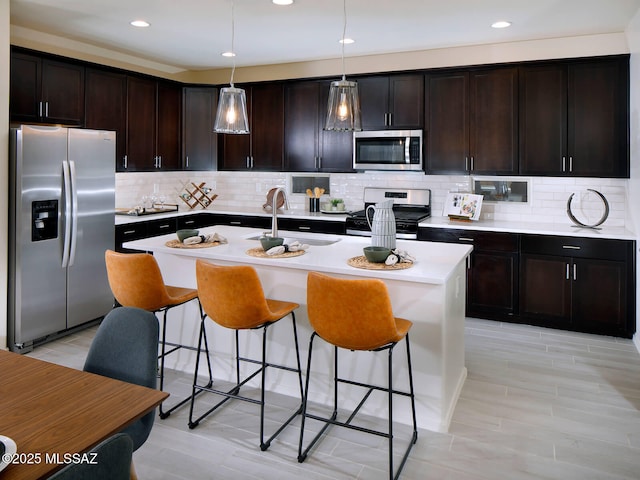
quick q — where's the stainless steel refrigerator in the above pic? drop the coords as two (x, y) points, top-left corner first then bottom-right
(9, 125), (116, 353)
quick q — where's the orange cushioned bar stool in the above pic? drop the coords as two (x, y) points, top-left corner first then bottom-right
(189, 259), (304, 451)
(298, 271), (418, 480)
(104, 250), (212, 419)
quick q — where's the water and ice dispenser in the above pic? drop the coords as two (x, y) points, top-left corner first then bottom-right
(31, 200), (58, 242)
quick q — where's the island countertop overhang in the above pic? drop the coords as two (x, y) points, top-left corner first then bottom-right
(123, 225), (473, 285)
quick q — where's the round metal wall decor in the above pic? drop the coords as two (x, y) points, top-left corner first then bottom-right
(566, 189), (609, 229)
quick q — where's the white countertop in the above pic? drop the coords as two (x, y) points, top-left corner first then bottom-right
(124, 225), (473, 285)
(115, 206), (636, 241)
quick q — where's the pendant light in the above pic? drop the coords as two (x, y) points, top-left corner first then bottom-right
(214, 0), (250, 134)
(324, 0), (361, 131)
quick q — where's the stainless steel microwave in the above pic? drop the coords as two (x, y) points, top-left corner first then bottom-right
(353, 130), (423, 171)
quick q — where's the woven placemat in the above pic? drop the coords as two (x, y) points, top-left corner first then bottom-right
(165, 239), (222, 249)
(347, 255), (413, 270)
(246, 247), (305, 259)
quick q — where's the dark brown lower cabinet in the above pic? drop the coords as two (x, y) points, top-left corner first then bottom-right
(520, 235), (634, 338)
(419, 228), (635, 338)
(418, 228), (518, 320)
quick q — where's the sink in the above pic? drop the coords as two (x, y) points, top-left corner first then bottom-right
(246, 234), (340, 246)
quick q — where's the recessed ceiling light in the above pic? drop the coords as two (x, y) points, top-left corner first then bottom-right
(130, 20), (150, 28)
(340, 38), (355, 44)
(222, 51), (236, 57)
(491, 20), (511, 29)
(272, 0), (293, 5)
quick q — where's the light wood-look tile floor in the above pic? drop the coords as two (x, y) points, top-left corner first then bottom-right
(28, 318), (640, 479)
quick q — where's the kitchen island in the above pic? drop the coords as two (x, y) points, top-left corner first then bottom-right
(124, 226), (472, 433)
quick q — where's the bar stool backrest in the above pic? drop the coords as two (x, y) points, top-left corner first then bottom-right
(195, 260), (273, 329)
(105, 250), (173, 311)
(307, 271), (403, 350)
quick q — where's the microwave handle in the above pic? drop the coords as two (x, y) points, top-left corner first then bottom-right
(405, 137), (410, 164)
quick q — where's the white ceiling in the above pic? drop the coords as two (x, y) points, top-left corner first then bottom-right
(10, 0), (640, 71)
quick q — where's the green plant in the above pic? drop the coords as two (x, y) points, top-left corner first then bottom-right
(330, 198), (343, 206)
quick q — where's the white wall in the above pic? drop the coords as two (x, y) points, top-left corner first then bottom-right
(626, 13), (640, 350)
(1, 0), (10, 349)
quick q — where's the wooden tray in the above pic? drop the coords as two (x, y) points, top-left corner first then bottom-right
(246, 247), (305, 258)
(347, 255), (413, 270)
(165, 239), (222, 249)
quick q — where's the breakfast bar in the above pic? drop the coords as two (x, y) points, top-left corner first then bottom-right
(125, 225), (472, 433)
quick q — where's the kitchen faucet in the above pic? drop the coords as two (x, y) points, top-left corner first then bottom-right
(271, 186), (286, 238)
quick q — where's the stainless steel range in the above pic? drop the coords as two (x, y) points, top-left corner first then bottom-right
(345, 187), (431, 240)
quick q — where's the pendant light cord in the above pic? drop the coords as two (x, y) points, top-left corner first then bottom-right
(230, 0), (237, 87)
(341, 0), (347, 81)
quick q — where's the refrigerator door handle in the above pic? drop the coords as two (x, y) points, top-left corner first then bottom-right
(61, 160), (72, 268)
(68, 160), (78, 267)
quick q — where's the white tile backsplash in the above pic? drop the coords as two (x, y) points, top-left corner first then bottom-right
(116, 171), (630, 229)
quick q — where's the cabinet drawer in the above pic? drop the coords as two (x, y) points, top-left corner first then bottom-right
(115, 224), (147, 242)
(419, 228), (518, 252)
(278, 218), (345, 235)
(146, 218), (177, 237)
(521, 235), (630, 261)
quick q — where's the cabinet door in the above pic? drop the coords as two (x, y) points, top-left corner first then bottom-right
(519, 64), (567, 175)
(358, 76), (389, 129)
(126, 76), (156, 171)
(468, 251), (518, 318)
(389, 74), (424, 128)
(10, 52), (41, 123)
(41, 59), (85, 126)
(284, 80), (320, 171)
(319, 80), (354, 172)
(218, 85), (252, 170)
(572, 258), (627, 336)
(10, 52), (84, 125)
(156, 81), (181, 170)
(469, 67), (518, 174)
(251, 83), (284, 170)
(520, 254), (571, 325)
(426, 72), (468, 173)
(85, 68), (127, 170)
(183, 87), (217, 170)
(568, 58), (628, 177)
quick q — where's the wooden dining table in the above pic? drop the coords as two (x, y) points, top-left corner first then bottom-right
(0, 349), (168, 480)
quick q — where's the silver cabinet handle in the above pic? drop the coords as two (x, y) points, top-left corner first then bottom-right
(45, 101), (49, 117)
(158, 155), (162, 168)
(465, 157), (469, 171)
(470, 156), (474, 171)
(186, 156), (189, 168)
(573, 263), (577, 281)
(38, 101), (43, 117)
(562, 245), (581, 250)
(123, 155), (128, 169)
(569, 156), (573, 172)
(298, 226), (311, 231)
(159, 224), (170, 229)
(123, 230), (136, 235)
(566, 263), (570, 280)
(458, 237), (474, 242)
(562, 156), (566, 172)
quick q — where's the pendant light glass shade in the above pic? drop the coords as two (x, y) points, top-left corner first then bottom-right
(214, 86), (249, 134)
(213, 0), (250, 135)
(324, 0), (361, 131)
(325, 77), (361, 131)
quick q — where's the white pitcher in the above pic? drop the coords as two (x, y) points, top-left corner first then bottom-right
(366, 199), (396, 249)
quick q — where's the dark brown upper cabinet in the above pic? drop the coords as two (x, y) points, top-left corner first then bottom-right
(10, 50), (85, 126)
(85, 68), (127, 168)
(284, 79), (353, 172)
(519, 56), (629, 178)
(124, 76), (181, 171)
(426, 66), (518, 175)
(357, 74), (424, 130)
(182, 87), (217, 171)
(218, 83), (284, 171)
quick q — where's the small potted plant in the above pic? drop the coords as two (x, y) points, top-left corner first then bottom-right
(330, 198), (345, 211)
